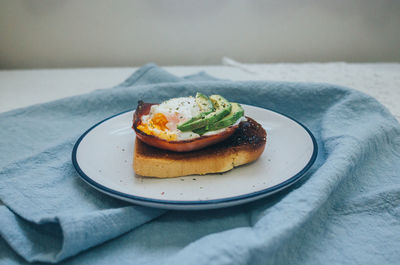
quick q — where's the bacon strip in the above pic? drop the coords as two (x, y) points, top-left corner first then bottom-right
(132, 101), (238, 152)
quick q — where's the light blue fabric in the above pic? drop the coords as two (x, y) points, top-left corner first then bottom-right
(1, 64), (399, 265)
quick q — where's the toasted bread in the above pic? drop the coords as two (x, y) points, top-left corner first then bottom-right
(133, 117), (266, 178)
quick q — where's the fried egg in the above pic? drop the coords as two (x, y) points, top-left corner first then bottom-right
(137, 97), (201, 141)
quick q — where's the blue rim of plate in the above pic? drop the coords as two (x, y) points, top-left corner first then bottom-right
(72, 106), (318, 207)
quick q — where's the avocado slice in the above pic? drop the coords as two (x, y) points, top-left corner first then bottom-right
(196, 92), (214, 113)
(177, 93), (214, 130)
(194, 103), (244, 135)
(210, 102), (244, 130)
(178, 94), (231, 131)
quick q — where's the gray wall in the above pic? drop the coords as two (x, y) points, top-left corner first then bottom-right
(1, 0), (399, 69)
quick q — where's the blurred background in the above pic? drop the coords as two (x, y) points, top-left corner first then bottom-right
(1, 0), (400, 69)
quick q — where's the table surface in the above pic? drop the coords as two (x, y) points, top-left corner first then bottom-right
(1, 62), (399, 121)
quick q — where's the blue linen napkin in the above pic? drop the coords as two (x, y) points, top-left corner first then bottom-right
(1, 64), (399, 265)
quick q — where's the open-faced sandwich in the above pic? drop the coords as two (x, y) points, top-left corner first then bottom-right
(132, 93), (266, 178)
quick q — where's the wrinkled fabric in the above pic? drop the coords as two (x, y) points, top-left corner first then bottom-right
(0, 64), (399, 265)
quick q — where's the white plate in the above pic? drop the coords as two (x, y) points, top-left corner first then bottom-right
(72, 104), (317, 210)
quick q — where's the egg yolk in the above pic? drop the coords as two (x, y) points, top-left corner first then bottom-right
(137, 113), (178, 141)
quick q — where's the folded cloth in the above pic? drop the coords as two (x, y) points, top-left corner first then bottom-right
(1, 64), (399, 265)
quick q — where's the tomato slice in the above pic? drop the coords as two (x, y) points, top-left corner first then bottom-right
(132, 101), (239, 152)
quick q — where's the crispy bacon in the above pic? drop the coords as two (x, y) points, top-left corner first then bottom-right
(132, 101), (238, 152)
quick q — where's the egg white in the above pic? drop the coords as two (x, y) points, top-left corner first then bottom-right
(141, 97), (201, 140)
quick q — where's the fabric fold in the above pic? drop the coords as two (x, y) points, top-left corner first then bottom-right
(1, 64), (399, 265)
(0, 64), (180, 263)
(0, 205), (164, 263)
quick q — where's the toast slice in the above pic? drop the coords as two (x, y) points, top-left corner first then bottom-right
(133, 117), (266, 178)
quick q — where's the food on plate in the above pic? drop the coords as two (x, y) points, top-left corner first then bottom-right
(132, 93), (266, 178)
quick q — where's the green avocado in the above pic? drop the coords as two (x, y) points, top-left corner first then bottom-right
(177, 93), (214, 130)
(178, 94), (231, 132)
(196, 92), (214, 113)
(194, 103), (244, 135)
